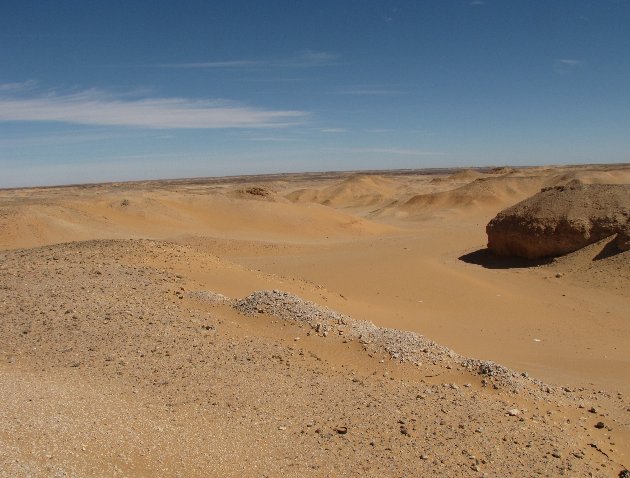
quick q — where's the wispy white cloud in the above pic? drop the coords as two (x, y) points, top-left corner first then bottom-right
(159, 60), (262, 69)
(334, 86), (403, 96)
(0, 129), (152, 148)
(320, 128), (347, 133)
(0, 80), (38, 91)
(554, 59), (583, 73)
(365, 128), (394, 133)
(239, 77), (311, 83)
(157, 51), (338, 69)
(0, 88), (307, 129)
(300, 51), (338, 63)
(247, 136), (301, 142)
(329, 148), (443, 156)
(558, 59), (582, 66)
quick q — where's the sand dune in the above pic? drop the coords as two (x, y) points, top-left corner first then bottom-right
(0, 187), (394, 250)
(446, 168), (487, 181)
(286, 174), (399, 208)
(384, 175), (544, 217)
(385, 165), (630, 218)
(545, 168), (630, 187)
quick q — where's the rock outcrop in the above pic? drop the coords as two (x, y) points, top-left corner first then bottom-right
(487, 184), (630, 259)
(617, 223), (630, 251)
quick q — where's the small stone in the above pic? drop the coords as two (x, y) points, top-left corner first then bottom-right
(334, 426), (348, 435)
(420, 454), (429, 460)
(400, 426), (409, 435)
(551, 451), (562, 458)
(507, 408), (520, 416)
(588, 406), (597, 413)
(594, 421), (605, 429)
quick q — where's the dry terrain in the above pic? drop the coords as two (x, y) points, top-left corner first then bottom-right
(1, 163), (629, 477)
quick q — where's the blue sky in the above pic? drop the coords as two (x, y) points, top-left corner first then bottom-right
(1, 0), (629, 187)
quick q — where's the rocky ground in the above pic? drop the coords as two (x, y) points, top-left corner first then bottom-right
(1, 239), (629, 477)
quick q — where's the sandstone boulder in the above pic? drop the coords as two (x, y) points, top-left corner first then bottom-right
(486, 184), (630, 259)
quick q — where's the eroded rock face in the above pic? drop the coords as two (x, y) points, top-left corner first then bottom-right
(487, 184), (630, 259)
(616, 224), (630, 251)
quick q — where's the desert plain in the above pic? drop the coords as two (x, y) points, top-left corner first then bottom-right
(0, 163), (629, 477)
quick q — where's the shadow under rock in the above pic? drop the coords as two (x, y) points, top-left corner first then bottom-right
(458, 248), (553, 270)
(592, 236), (625, 261)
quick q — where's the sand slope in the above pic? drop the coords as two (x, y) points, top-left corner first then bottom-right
(383, 175), (544, 217)
(0, 187), (394, 250)
(286, 174), (399, 208)
(1, 239), (628, 477)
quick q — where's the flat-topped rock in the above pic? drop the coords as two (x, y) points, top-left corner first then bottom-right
(487, 184), (630, 259)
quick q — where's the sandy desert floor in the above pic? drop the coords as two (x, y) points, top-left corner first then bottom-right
(0, 164), (629, 476)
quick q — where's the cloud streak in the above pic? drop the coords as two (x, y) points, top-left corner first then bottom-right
(157, 51), (338, 69)
(330, 148), (443, 156)
(0, 129), (152, 148)
(320, 128), (347, 133)
(0, 88), (307, 129)
(247, 136), (301, 142)
(558, 59), (582, 66)
(0, 80), (38, 91)
(333, 86), (403, 96)
(554, 59), (583, 73)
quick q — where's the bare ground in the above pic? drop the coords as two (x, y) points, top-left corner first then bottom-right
(1, 164), (629, 477)
(1, 239), (628, 477)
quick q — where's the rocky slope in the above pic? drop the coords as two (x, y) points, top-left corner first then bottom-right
(1, 239), (628, 477)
